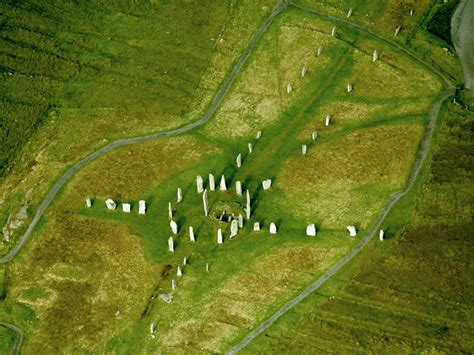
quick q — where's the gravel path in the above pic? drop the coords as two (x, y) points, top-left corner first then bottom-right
(226, 4), (454, 354)
(0, 322), (23, 355)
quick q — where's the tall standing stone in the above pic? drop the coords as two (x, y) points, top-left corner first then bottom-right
(269, 223), (277, 234)
(189, 226), (195, 242)
(85, 198), (92, 208)
(236, 153), (242, 168)
(306, 224), (317, 236)
(256, 130), (262, 139)
(217, 228), (223, 244)
(302, 145), (307, 155)
(394, 26), (401, 37)
(253, 222), (261, 231)
(245, 190), (251, 219)
(379, 229), (384, 241)
(177, 266), (183, 277)
(347, 225), (357, 237)
(235, 181), (242, 196)
(196, 175), (204, 193)
(168, 237), (174, 252)
(317, 47), (322, 56)
(203, 189), (209, 217)
(238, 214), (244, 228)
(230, 219), (239, 238)
(106, 199), (116, 210)
(312, 131), (318, 140)
(209, 174), (215, 191)
(168, 202), (173, 219)
(347, 8), (352, 18)
(325, 114), (331, 126)
(122, 203), (131, 213)
(139, 200), (146, 215)
(220, 175), (227, 191)
(177, 187), (183, 203)
(331, 26), (336, 37)
(262, 179), (272, 190)
(172, 279), (177, 290)
(372, 50), (378, 62)
(170, 220), (178, 235)
(347, 83), (353, 92)
(248, 143), (253, 154)
(301, 66), (307, 77)
(287, 83), (292, 94)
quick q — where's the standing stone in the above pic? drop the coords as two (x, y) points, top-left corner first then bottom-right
(122, 203), (131, 213)
(347, 7), (352, 18)
(177, 266), (183, 277)
(312, 131), (318, 140)
(410, 9), (414, 16)
(317, 47), (322, 56)
(203, 189), (209, 216)
(347, 225), (357, 237)
(196, 175), (204, 193)
(248, 143), (253, 154)
(379, 229), (384, 241)
(269, 222), (277, 234)
(262, 179), (272, 190)
(177, 187), (183, 203)
(219, 175), (227, 191)
(217, 228), (223, 244)
(230, 219), (239, 238)
(347, 83), (353, 93)
(206, 263), (209, 272)
(331, 26), (336, 37)
(301, 66), (307, 77)
(287, 83), (292, 94)
(172, 279), (177, 290)
(238, 214), (244, 228)
(372, 50), (378, 62)
(209, 174), (215, 191)
(395, 26), (401, 37)
(168, 237), (174, 252)
(256, 130), (262, 139)
(302, 144), (307, 155)
(183, 257), (187, 265)
(235, 181), (242, 196)
(245, 190), (251, 219)
(306, 224), (317, 236)
(105, 199), (116, 210)
(325, 114), (331, 126)
(168, 202), (173, 219)
(170, 220), (178, 235)
(85, 198), (92, 208)
(236, 153), (242, 168)
(189, 226), (195, 242)
(150, 323), (155, 335)
(139, 200), (146, 215)
(253, 222), (261, 231)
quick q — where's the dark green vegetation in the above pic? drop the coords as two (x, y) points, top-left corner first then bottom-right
(427, 0), (461, 46)
(243, 103), (474, 353)
(0, 0), (230, 177)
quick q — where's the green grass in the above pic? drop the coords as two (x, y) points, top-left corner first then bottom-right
(0, 5), (446, 353)
(241, 103), (473, 353)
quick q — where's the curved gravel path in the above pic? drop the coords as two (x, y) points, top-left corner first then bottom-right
(0, 322), (23, 355)
(0, 3), (288, 353)
(226, 4), (455, 354)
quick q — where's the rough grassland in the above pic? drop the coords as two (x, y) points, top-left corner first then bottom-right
(242, 103), (474, 354)
(0, 4), (446, 353)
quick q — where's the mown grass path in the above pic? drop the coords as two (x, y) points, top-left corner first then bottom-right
(226, 3), (455, 354)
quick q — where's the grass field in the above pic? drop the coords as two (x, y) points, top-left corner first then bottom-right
(241, 102), (474, 353)
(0, 2), (450, 352)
